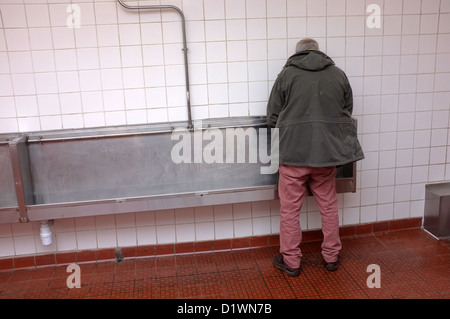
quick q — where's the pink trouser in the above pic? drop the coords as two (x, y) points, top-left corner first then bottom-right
(278, 165), (341, 269)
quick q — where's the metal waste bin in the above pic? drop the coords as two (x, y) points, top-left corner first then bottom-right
(424, 183), (450, 239)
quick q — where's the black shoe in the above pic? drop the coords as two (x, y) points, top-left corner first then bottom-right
(272, 254), (300, 277)
(324, 260), (339, 272)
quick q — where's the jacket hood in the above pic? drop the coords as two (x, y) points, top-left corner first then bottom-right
(284, 50), (335, 71)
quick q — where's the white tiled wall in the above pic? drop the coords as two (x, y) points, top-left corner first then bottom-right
(0, 0), (450, 258)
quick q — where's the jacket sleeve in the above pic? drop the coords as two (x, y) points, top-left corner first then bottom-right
(343, 75), (353, 115)
(266, 76), (285, 128)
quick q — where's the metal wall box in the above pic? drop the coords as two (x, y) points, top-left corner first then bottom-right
(424, 182), (450, 239)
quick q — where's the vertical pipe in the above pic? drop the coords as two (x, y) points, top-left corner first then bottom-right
(117, 0), (193, 130)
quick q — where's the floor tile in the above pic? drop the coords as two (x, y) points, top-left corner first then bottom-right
(0, 229), (448, 300)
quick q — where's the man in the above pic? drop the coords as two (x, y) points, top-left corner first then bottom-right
(267, 38), (364, 277)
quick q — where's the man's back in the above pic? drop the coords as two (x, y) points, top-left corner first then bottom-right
(267, 50), (364, 167)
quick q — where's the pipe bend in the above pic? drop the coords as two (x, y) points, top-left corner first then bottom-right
(117, 0), (185, 19)
(117, 0), (193, 131)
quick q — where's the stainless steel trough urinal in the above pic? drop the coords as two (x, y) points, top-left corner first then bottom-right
(0, 117), (357, 224)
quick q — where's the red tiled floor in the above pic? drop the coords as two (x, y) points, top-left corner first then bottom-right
(0, 229), (448, 300)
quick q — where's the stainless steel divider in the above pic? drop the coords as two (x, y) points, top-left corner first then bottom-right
(0, 138), (20, 224)
(8, 136), (33, 223)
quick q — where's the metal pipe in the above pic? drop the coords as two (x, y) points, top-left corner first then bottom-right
(25, 117), (268, 143)
(117, 0), (193, 130)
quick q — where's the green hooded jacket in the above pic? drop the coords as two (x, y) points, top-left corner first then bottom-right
(267, 50), (365, 167)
